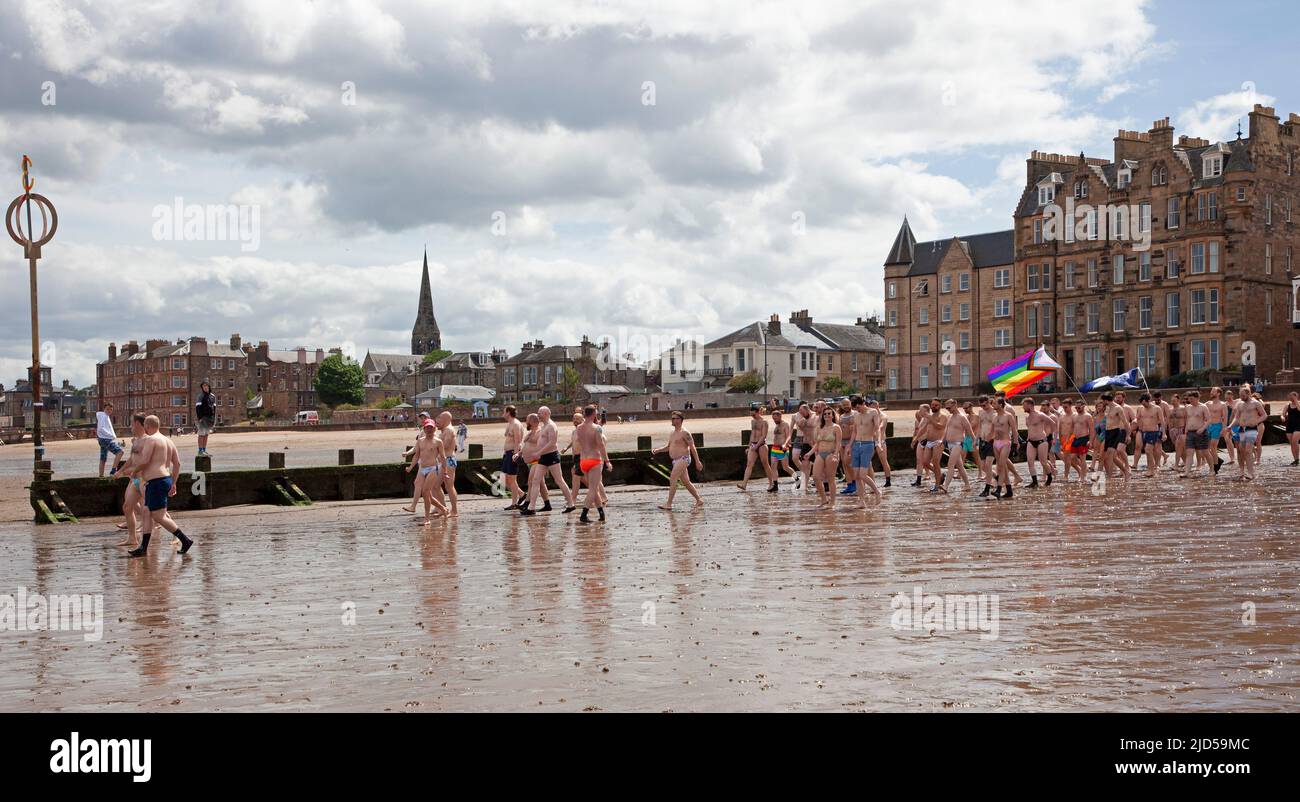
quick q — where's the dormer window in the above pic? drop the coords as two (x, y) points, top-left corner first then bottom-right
(1039, 184), (1054, 205)
(1117, 169), (1130, 189)
(1204, 154), (1223, 177)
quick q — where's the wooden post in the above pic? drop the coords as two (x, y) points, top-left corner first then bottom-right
(338, 449), (355, 465)
(637, 435), (652, 450)
(269, 452), (285, 469)
(468, 443), (483, 459)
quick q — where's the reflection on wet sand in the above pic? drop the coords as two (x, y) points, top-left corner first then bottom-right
(2, 448), (1299, 711)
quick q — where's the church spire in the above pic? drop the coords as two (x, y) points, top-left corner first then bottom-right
(412, 249), (442, 355)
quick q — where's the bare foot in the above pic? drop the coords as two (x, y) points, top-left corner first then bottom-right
(657, 503), (673, 510)
(401, 506), (416, 513)
(735, 482), (747, 491)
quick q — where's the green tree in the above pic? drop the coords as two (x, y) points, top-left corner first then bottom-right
(561, 366), (582, 402)
(420, 349), (453, 366)
(728, 370), (764, 393)
(314, 353), (365, 407)
(821, 376), (856, 396)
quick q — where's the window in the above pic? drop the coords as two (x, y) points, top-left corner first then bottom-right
(1191, 289), (1207, 324)
(941, 364), (952, 388)
(888, 282), (897, 299)
(1209, 241), (1220, 273)
(1087, 302), (1100, 334)
(1137, 343), (1157, 377)
(1167, 246), (1180, 278)
(959, 331), (970, 349)
(1166, 293), (1181, 328)
(888, 338), (897, 355)
(959, 273), (970, 291)
(1088, 259), (1098, 287)
(1113, 299), (1126, 331)
(1139, 251), (1151, 281)
(959, 302), (970, 321)
(228, 359), (238, 371)
(941, 274), (952, 293)
(1289, 246), (1294, 273)
(1204, 154), (1222, 177)
(1075, 180), (1088, 198)
(1152, 165), (1167, 185)
(1038, 185), (1054, 205)
(1197, 193), (1207, 221)
(1208, 192), (1218, 220)
(1191, 243), (1205, 274)
(888, 310), (898, 327)
(1112, 255), (1124, 285)
(1288, 197), (1294, 223)
(1266, 243), (1273, 274)
(994, 268), (1010, 287)
(1237, 186), (1246, 202)
(1084, 347), (1102, 382)
(1210, 339), (1220, 368)
(1026, 307), (1038, 338)
(915, 279), (929, 296)
(918, 307), (930, 325)
(736, 350), (745, 371)
(171, 395), (184, 407)
(1192, 340), (1206, 370)
(1266, 290), (1273, 324)
(1117, 168), (1131, 189)
(172, 375), (186, 388)
(941, 304), (952, 323)
(172, 358), (186, 370)
(1063, 304), (1076, 336)
(960, 364), (971, 386)
(919, 335), (929, 353)
(1041, 303), (1051, 337)
(524, 366), (538, 385)
(1166, 197), (1180, 229)
(1139, 202), (1151, 233)
(994, 329), (1010, 347)
(1042, 263), (1051, 289)
(827, 355), (834, 371)
(1266, 194), (1273, 225)
(1064, 261), (1076, 288)
(1139, 296), (1152, 329)
(1027, 264), (1039, 291)
(544, 366), (553, 385)
(211, 358), (223, 371)
(888, 368), (899, 390)
(1209, 288), (1219, 323)
(919, 366), (930, 389)
(1033, 219), (1043, 244)
(1086, 209), (1097, 240)
(994, 298), (1010, 317)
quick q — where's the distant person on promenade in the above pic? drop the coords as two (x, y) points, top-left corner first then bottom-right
(195, 381), (217, 456)
(96, 402), (123, 478)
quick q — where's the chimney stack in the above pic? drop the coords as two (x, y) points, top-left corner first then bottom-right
(108, 342), (117, 361)
(126, 340), (140, 356)
(315, 348), (324, 363)
(230, 333), (242, 350)
(767, 314), (781, 335)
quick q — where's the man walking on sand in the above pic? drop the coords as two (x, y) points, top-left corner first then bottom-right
(531, 406), (575, 512)
(127, 415), (193, 558)
(574, 405), (611, 523)
(654, 411), (705, 509)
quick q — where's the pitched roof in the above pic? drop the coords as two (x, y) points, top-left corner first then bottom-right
(364, 352), (423, 374)
(704, 321), (794, 350)
(803, 322), (885, 352)
(884, 217), (916, 265)
(894, 230), (1014, 276)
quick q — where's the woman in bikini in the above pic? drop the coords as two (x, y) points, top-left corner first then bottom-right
(813, 407), (842, 510)
(1286, 391), (1300, 466)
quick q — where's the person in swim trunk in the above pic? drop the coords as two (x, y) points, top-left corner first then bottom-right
(1134, 393), (1165, 478)
(769, 409), (798, 489)
(1233, 385), (1266, 480)
(115, 413), (153, 549)
(574, 405), (611, 523)
(1166, 393), (1187, 473)
(737, 407), (775, 491)
(500, 405), (525, 510)
(940, 398), (974, 492)
(653, 411), (705, 509)
(1022, 397), (1054, 489)
(1285, 391), (1300, 466)
(990, 398), (1016, 499)
(406, 420), (449, 524)
(812, 407), (842, 509)
(1204, 387), (1229, 474)
(847, 396), (882, 504)
(127, 415), (193, 558)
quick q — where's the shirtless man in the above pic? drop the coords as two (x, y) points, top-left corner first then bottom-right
(1111, 391), (1137, 473)
(792, 404), (817, 492)
(990, 398), (1016, 499)
(940, 398), (975, 492)
(1152, 391), (1173, 469)
(1098, 393), (1130, 479)
(1022, 398), (1054, 488)
(846, 396), (882, 504)
(127, 415), (193, 557)
(1134, 393), (1165, 478)
(653, 411), (705, 509)
(500, 405), (525, 510)
(910, 404), (932, 487)
(769, 409), (798, 487)
(1204, 388), (1229, 474)
(573, 405), (611, 523)
(405, 419), (449, 523)
(1182, 390), (1212, 478)
(1234, 386), (1266, 480)
(1045, 397), (1065, 477)
(517, 414), (547, 515)
(920, 399), (948, 491)
(1166, 393), (1188, 473)
(401, 412), (433, 513)
(426, 412), (460, 516)
(563, 412), (589, 502)
(532, 406), (576, 512)
(868, 399), (892, 488)
(115, 413), (153, 549)
(1066, 399), (1095, 480)
(837, 401), (857, 495)
(737, 407), (775, 491)
(1055, 401), (1077, 482)
(976, 396), (998, 497)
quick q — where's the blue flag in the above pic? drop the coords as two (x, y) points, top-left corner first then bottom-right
(1080, 368), (1141, 392)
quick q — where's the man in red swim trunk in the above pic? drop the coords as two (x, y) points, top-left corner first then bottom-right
(573, 404), (611, 523)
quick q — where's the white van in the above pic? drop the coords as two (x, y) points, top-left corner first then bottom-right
(294, 411), (320, 425)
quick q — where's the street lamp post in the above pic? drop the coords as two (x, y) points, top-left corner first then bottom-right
(7, 156), (59, 489)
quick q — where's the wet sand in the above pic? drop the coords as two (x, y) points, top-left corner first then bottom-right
(2, 446), (1298, 712)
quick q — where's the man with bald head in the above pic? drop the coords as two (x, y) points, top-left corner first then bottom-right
(127, 415), (193, 558)
(433, 411), (461, 516)
(532, 406), (576, 512)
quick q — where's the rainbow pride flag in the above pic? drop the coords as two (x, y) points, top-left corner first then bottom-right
(987, 346), (1062, 398)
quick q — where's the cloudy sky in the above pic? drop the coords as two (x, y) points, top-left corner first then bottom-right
(0, 0), (1294, 388)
